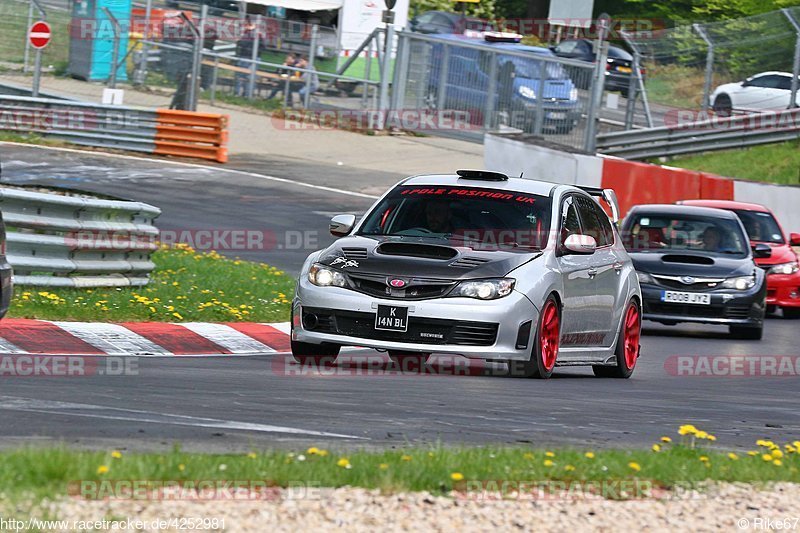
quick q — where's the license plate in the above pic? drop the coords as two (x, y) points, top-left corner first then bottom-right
(661, 291), (711, 305)
(617, 66), (632, 73)
(548, 112), (567, 120)
(375, 305), (409, 332)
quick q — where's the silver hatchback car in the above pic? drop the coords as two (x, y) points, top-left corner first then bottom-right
(292, 170), (642, 379)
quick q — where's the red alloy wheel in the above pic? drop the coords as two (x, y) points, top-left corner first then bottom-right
(623, 302), (641, 369)
(539, 299), (560, 371)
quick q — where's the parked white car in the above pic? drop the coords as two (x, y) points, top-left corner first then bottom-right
(711, 71), (800, 116)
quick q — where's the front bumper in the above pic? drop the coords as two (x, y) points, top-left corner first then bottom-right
(640, 283), (765, 326)
(292, 280), (540, 361)
(765, 271), (800, 308)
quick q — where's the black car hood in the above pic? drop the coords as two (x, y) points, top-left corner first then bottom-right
(630, 251), (756, 278)
(317, 235), (540, 280)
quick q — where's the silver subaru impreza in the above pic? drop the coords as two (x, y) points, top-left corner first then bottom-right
(291, 170), (642, 379)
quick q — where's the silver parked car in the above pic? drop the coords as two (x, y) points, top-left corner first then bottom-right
(292, 170), (642, 379)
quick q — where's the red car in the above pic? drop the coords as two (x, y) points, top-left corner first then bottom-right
(680, 200), (800, 318)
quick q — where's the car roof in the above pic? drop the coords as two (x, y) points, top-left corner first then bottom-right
(423, 33), (552, 55)
(747, 71), (795, 78)
(680, 199), (771, 213)
(627, 204), (740, 220)
(401, 174), (558, 196)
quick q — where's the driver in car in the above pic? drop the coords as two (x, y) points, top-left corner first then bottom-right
(425, 200), (455, 234)
(701, 226), (739, 253)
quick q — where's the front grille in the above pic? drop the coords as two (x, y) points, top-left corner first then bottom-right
(346, 272), (457, 300)
(303, 308), (499, 346)
(652, 278), (721, 292)
(644, 301), (752, 320)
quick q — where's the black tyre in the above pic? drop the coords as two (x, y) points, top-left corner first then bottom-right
(593, 299), (641, 378)
(291, 340), (340, 365)
(713, 94), (732, 117)
(782, 307), (800, 319)
(729, 324), (763, 340)
(508, 296), (560, 379)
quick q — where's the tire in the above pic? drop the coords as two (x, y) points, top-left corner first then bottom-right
(508, 296), (560, 379)
(713, 94), (732, 117)
(593, 299), (641, 378)
(729, 324), (763, 340)
(766, 305), (778, 316)
(782, 307), (800, 319)
(388, 351), (430, 371)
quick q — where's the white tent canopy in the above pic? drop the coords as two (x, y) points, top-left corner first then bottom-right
(241, 0), (343, 11)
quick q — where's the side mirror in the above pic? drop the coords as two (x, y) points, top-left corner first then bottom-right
(563, 234), (597, 255)
(790, 232), (800, 246)
(330, 214), (356, 237)
(753, 243), (772, 259)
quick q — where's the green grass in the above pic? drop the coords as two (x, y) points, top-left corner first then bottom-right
(664, 140), (800, 186)
(203, 90), (284, 112)
(9, 246), (295, 323)
(0, 435), (798, 501)
(0, 132), (65, 146)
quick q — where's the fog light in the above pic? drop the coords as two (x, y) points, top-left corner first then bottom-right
(790, 290), (799, 299)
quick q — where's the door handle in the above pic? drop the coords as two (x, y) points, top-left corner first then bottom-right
(613, 261), (624, 274)
(587, 268), (598, 278)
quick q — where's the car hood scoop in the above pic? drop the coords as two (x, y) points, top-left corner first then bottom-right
(661, 254), (715, 265)
(316, 235), (540, 280)
(375, 242), (458, 260)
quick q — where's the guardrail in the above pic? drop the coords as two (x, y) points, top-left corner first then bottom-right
(0, 187), (161, 288)
(596, 109), (800, 160)
(0, 95), (229, 163)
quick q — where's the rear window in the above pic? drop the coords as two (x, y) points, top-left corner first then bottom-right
(358, 185), (552, 250)
(623, 213), (749, 256)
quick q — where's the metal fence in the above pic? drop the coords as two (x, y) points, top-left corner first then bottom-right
(391, 31), (601, 150)
(625, 7), (800, 119)
(0, 186), (161, 287)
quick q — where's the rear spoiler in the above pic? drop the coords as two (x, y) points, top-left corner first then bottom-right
(577, 186), (621, 224)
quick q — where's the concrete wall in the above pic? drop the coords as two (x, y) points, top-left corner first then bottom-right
(484, 133), (800, 234)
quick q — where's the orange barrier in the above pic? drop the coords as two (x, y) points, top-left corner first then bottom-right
(601, 158), (734, 217)
(153, 110), (229, 163)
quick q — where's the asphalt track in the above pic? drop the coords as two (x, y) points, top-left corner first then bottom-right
(0, 143), (798, 453)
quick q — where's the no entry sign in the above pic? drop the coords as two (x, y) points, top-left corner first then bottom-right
(28, 21), (51, 49)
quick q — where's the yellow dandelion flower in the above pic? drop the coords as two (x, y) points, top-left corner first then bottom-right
(628, 462), (641, 472)
(307, 447), (319, 455)
(401, 455), (412, 462)
(564, 465), (576, 472)
(178, 464), (185, 471)
(699, 456), (709, 462)
(247, 452), (257, 459)
(543, 460), (554, 467)
(772, 450), (784, 459)
(96, 465), (109, 475)
(110, 451), (122, 459)
(652, 444), (661, 452)
(660, 436), (672, 443)
(762, 454), (774, 462)
(545, 451), (555, 458)
(585, 452), (595, 459)
(728, 453), (739, 460)
(747, 451), (758, 456)
(379, 463), (389, 470)
(773, 459), (783, 466)
(336, 458), (350, 468)
(450, 472), (464, 481)
(678, 424), (697, 436)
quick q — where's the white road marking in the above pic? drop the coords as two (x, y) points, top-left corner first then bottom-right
(0, 337), (28, 354)
(0, 396), (365, 439)
(267, 322), (291, 335)
(0, 142), (380, 199)
(50, 322), (172, 356)
(179, 323), (275, 354)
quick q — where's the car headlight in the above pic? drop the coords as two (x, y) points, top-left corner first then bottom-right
(768, 261), (799, 275)
(308, 263), (347, 287)
(721, 275), (756, 290)
(570, 87), (578, 101)
(518, 85), (536, 100)
(451, 278), (515, 300)
(636, 271), (655, 284)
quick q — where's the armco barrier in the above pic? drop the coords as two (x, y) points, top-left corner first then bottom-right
(483, 133), (798, 232)
(0, 187), (161, 287)
(0, 96), (228, 163)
